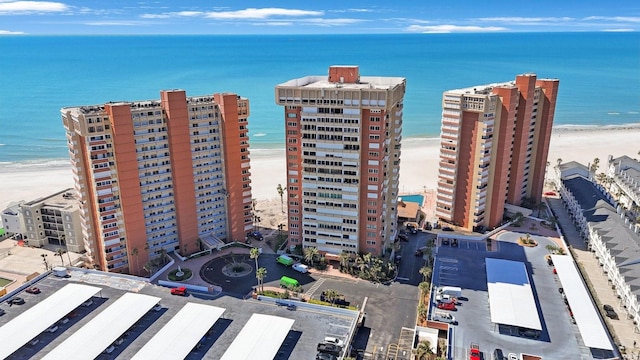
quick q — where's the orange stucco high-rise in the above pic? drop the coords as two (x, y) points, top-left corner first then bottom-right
(275, 66), (406, 256)
(62, 90), (252, 275)
(436, 74), (559, 231)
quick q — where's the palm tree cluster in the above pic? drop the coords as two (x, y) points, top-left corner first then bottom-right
(338, 251), (395, 283)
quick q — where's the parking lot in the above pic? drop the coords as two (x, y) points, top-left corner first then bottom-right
(195, 245), (425, 356)
(433, 231), (599, 359)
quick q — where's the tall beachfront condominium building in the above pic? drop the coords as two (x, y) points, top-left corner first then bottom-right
(436, 74), (559, 231)
(62, 90), (252, 275)
(275, 66), (406, 256)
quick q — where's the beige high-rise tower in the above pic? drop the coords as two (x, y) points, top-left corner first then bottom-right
(275, 66), (406, 257)
(436, 74), (559, 231)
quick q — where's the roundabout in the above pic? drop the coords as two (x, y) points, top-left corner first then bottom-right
(199, 254), (258, 296)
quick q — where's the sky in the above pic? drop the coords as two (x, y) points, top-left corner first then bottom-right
(0, 0), (639, 35)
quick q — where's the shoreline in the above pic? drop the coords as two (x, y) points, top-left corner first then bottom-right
(1, 125), (639, 211)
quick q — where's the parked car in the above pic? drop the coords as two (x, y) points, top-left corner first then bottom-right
(292, 263), (309, 274)
(170, 286), (188, 296)
(249, 231), (264, 240)
(442, 227), (454, 232)
(492, 348), (505, 360)
(103, 345), (115, 354)
(0, 309), (5, 316)
(508, 353), (518, 360)
(469, 343), (481, 360)
(317, 343), (342, 356)
(82, 299), (93, 307)
(437, 302), (456, 311)
(323, 336), (345, 348)
(432, 311), (457, 325)
(8, 297), (25, 306)
(435, 294), (458, 304)
(25, 287), (41, 294)
(153, 304), (163, 312)
(517, 327), (540, 338)
(415, 249), (424, 257)
(397, 233), (409, 242)
(316, 352), (338, 360)
(45, 325), (59, 333)
(603, 304), (618, 319)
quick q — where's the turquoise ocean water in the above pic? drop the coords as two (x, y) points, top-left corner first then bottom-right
(0, 32), (638, 165)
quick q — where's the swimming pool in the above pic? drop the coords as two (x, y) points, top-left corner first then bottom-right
(399, 194), (424, 206)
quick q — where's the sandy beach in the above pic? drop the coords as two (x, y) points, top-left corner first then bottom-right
(1, 125), (639, 226)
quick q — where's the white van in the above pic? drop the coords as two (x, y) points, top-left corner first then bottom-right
(292, 263), (309, 273)
(432, 311), (457, 324)
(437, 286), (462, 298)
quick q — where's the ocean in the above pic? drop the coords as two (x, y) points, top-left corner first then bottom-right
(0, 32), (638, 165)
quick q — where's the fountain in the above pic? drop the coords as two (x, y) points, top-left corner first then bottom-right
(176, 265), (184, 277)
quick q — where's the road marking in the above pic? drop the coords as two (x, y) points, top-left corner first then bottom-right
(305, 277), (326, 296)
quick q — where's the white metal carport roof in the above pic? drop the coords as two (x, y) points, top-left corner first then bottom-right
(0, 283), (101, 359)
(552, 255), (614, 350)
(220, 313), (295, 360)
(42, 292), (161, 360)
(486, 258), (542, 330)
(131, 303), (225, 360)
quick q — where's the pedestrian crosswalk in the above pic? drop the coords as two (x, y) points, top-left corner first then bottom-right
(305, 277), (325, 297)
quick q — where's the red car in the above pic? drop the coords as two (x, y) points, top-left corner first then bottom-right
(170, 286), (187, 296)
(437, 302), (456, 311)
(25, 287), (41, 294)
(469, 343), (481, 360)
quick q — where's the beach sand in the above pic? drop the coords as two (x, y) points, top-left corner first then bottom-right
(1, 126), (639, 228)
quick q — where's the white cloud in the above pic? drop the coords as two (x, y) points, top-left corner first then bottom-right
(601, 28), (635, 32)
(84, 20), (146, 26)
(251, 21), (293, 27)
(141, 7), (322, 20)
(0, 1), (68, 14)
(477, 16), (574, 24)
(0, 29), (26, 34)
(407, 24), (506, 33)
(584, 16), (640, 23)
(204, 8), (322, 19)
(302, 18), (365, 26)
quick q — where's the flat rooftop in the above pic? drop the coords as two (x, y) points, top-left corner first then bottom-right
(0, 269), (358, 359)
(277, 75), (405, 91)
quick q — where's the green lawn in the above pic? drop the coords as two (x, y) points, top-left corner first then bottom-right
(0, 277), (13, 288)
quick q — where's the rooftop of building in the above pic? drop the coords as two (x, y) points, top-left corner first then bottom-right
(61, 90), (246, 115)
(276, 74), (405, 91)
(22, 188), (79, 212)
(563, 176), (640, 302)
(445, 73), (558, 96)
(609, 155), (640, 171)
(0, 268), (358, 359)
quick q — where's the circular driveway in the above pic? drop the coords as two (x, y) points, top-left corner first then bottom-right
(200, 254), (259, 295)
(199, 253), (318, 296)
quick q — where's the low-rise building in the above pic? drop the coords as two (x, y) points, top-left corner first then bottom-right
(557, 163), (640, 331)
(1, 189), (84, 253)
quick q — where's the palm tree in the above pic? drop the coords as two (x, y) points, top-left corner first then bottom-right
(323, 289), (339, 305)
(303, 247), (319, 266)
(131, 248), (139, 275)
(339, 251), (350, 271)
(414, 340), (435, 360)
(590, 157), (600, 173)
(250, 247), (260, 274)
(419, 266), (432, 283)
(276, 184), (285, 213)
(256, 267), (267, 293)
(55, 248), (65, 266)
